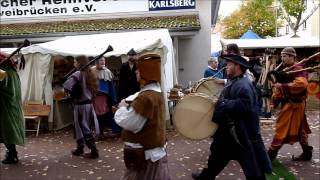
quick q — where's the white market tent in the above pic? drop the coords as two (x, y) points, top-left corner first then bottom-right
(221, 36), (320, 49)
(6, 29), (177, 129)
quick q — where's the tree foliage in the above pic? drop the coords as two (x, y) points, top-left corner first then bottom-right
(281, 0), (305, 17)
(221, 0), (278, 39)
(279, 0), (319, 36)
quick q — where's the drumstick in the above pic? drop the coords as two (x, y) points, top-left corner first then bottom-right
(211, 67), (226, 78)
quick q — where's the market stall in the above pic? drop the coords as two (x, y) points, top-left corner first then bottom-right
(13, 29), (177, 130)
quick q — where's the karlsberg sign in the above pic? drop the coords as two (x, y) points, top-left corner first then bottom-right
(0, 0), (196, 20)
(149, 0), (196, 11)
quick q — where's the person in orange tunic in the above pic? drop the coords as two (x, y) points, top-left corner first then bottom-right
(268, 47), (313, 161)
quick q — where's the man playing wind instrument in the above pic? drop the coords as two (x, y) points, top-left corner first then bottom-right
(268, 47), (313, 162)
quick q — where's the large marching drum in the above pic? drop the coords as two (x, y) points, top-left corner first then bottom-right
(191, 78), (224, 97)
(172, 78), (224, 140)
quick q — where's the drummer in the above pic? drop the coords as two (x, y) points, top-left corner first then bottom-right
(192, 54), (272, 180)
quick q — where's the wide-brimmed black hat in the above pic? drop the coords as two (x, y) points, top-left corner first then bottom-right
(127, 48), (137, 56)
(220, 54), (249, 68)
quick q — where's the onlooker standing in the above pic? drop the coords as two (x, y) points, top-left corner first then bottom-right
(63, 55), (100, 158)
(91, 57), (120, 138)
(203, 57), (223, 79)
(0, 52), (25, 164)
(118, 49), (140, 101)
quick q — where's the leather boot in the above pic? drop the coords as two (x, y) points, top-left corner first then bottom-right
(191, 172), (214, 180)
(71, 145), (84, 156)
(191, 172), (204, 180)
(2, 150), (19, 164)
(83, 135), (99, 159)
(292, 145), (313, 161)
(268, 149), (278, 161)
(83, 148), (99, 159)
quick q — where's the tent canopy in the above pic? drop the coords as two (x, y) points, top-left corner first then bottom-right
(222, 36), (320, 49)
(240, 30), (262, 39)
(21, 29), (170, 57)
(19, 29), (177, 92)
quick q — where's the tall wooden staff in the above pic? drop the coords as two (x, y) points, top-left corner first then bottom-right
(0, 39), (30, 64)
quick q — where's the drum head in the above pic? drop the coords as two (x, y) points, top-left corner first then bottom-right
(192, 79), (224, 97)
(173, 93), (218, 140)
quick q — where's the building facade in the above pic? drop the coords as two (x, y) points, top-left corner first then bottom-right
(278, 0), (320, 38)
(0, 0), (221, 87)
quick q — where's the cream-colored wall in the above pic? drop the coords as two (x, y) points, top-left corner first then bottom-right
(311, 7), (320, 37)
(177, 1), (211, 87)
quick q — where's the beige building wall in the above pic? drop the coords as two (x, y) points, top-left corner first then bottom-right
(311, 7), (320, 37)
(0, 0), (214, 88)
(177, 1), (211, 87)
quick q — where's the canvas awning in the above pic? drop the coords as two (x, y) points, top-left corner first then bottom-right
(222, 36), (320, 49)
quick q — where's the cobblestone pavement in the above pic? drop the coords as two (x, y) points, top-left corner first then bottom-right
(1, 111), (319, 180)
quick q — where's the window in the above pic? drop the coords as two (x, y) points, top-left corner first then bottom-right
(286, 25), (289, 34)
(303, 21), (307, 30)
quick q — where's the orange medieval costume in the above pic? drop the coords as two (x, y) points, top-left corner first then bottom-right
(271, 76), (311, 145)
(268, 64), (312, 161)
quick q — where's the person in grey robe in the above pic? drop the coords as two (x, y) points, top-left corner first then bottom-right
(63, 55), (100, 158)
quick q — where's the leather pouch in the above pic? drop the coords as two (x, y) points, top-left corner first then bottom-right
(123, 147), (146, 171)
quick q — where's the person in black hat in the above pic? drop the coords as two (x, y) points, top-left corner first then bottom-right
(225, 43), (240, 55)
(215, 43), (241, 83)
(118, 48), (141, 101)
(192, 54), (272, 180)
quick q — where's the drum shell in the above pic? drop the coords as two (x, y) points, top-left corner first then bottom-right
(191, 78), (224, 97)
(172, 93), (218, 140)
